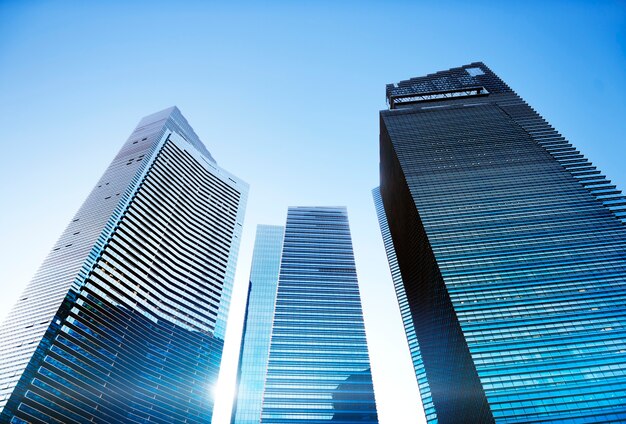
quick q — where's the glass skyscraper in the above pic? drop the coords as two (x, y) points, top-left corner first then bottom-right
(231, 225), (285, 424)
(376, 63), (626, 423)
(232, 207), (378, 423)
(0, 107), (248, 423)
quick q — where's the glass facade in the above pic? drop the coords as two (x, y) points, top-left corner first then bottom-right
(372, 187), (430, 421)
(233, 207), (378, 423)
(232, 225), (285, 424)
(378, 63), (626, 423)
(0, 107), (248, 423)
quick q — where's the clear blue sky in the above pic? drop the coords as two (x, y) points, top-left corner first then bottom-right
(1, 2), (625, 423)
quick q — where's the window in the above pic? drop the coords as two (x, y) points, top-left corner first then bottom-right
(466, 67), (484, 77)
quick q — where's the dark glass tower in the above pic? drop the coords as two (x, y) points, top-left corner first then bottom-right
(0, 107), (248, 423)
(377, 63), (626, 423)
(232, 207), (378, 423)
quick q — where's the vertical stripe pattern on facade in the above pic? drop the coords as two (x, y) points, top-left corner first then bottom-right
(261, 207), (378, 423)
(0, 107), (248, 423)
(380, 63), (626, 423)
(232, 225), (285, 424)
(0, 108), (171, 415)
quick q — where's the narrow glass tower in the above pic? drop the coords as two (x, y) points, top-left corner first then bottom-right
(231, 225), (284, 424)
(377, 63), (626, 423)
(0, 107), (248, 423)
(232, 207), (378, 423)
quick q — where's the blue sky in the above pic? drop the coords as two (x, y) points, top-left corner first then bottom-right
(1, 1), (625, 423)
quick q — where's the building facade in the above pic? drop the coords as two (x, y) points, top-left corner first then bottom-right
(231, 225), (285, 424)
(0, 107), (248, 423)
(232, 207), (378, 423)
(372, 187), (430, 421)
(377, 63), (626, 423)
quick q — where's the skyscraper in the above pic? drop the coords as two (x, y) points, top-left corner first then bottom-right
(232, 207), (378, 423)
(0, 107), (248, 423)
(231, 225), (284, 424)
(376, 63), (626, 423)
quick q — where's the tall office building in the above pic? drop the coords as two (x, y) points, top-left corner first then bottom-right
(376, 63), (626, 423)
(232, 207), (378, 423)
(231, 225), (284, 424)
(0, 107), (248, 423)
